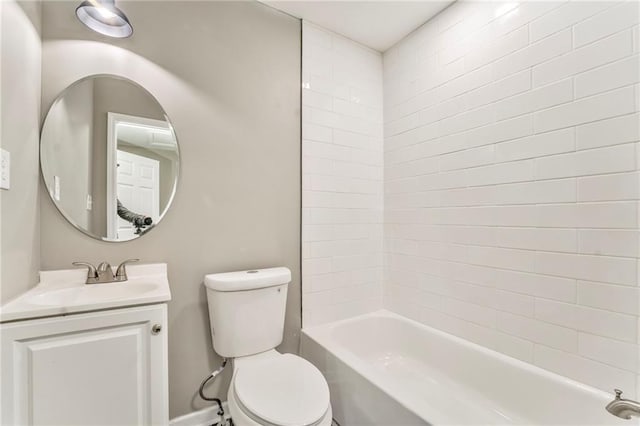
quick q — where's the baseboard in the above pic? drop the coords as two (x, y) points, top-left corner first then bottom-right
(169, 403), (231, 426)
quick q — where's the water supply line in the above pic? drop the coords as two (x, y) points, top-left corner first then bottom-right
(198, 358), (229, 424)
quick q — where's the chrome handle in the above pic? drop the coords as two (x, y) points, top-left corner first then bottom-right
(115, 258), (139, 279)
(151, 324), (162, 335)
(615, 389), (623, 399)
(72, 262), (97, 278)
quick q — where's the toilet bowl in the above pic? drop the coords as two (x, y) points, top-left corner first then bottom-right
(227, 350), (332, 426)
(204, 267), (332, 426)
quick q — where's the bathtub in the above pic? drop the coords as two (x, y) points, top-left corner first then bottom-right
(301, 310), (629, 425)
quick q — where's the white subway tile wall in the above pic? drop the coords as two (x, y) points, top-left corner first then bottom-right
(302, 22), (384, 326)
(383, 0), (640, 396)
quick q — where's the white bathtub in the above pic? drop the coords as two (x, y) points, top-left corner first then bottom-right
(301, 310), (630, 425)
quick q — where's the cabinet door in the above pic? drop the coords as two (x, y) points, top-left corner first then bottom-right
(1, 304), (168, 425)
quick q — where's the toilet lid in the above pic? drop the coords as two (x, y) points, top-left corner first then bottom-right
(234, 354), (330, 426)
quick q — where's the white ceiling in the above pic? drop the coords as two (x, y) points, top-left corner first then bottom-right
(118, 123), (177, 153)
(262, 1), (454, 52)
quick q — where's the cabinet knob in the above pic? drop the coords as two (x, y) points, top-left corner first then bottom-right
(151, 324), (162, 335)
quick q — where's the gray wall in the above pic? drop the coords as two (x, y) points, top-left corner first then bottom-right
(41, 78), (94, 232)
(40, 1), (301, 418)
(0, 0), (41, 303)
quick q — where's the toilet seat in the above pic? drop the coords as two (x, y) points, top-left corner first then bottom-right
(233, 354), (330, 426)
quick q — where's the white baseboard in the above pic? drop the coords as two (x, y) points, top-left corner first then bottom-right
(169, 403), (231, 426)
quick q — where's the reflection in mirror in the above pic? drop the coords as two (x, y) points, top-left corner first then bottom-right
(40, 75), (179, 242)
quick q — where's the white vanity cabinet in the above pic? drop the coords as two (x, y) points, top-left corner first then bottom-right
(0, 304), (169, 426)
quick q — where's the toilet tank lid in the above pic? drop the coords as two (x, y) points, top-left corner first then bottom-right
(204, 267), (291, 292)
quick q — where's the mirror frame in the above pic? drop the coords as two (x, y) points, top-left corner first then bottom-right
(40, 74), (181, 242)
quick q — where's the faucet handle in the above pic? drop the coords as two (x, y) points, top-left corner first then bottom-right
(72, 262), (97, 278)
(615, 389), (623, 399)
(115, 258), (139, 280)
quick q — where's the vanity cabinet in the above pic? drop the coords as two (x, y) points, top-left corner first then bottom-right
(1, 304), (168, 426)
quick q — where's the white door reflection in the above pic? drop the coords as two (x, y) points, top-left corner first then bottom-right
(116, 150), (160, 240)
(107, 113), (177, 241)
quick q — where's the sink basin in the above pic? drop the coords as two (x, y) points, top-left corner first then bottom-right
(0, 263), (171, 322)
(27, 283), (158, 306)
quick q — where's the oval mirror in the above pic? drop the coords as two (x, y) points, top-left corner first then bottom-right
(40, 75), (179, 242)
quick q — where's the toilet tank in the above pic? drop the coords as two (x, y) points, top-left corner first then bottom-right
(204, 267), (291, 358)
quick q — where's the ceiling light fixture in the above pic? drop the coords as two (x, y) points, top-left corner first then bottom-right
(75, 0), (133, 38)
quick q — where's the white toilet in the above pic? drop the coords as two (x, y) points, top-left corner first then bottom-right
(204, 267), (332, 426)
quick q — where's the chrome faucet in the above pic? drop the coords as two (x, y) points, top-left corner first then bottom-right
(73, 259), (139, 284)
(606, 389), (640, 420)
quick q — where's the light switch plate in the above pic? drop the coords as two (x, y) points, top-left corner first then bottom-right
(0, 149), (10, 190)
(53, 175), (60, 201)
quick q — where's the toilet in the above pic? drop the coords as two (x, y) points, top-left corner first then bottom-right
(204, 267), (332, 426)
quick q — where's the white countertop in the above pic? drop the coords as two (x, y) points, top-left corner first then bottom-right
(0, 263), (171, 322)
